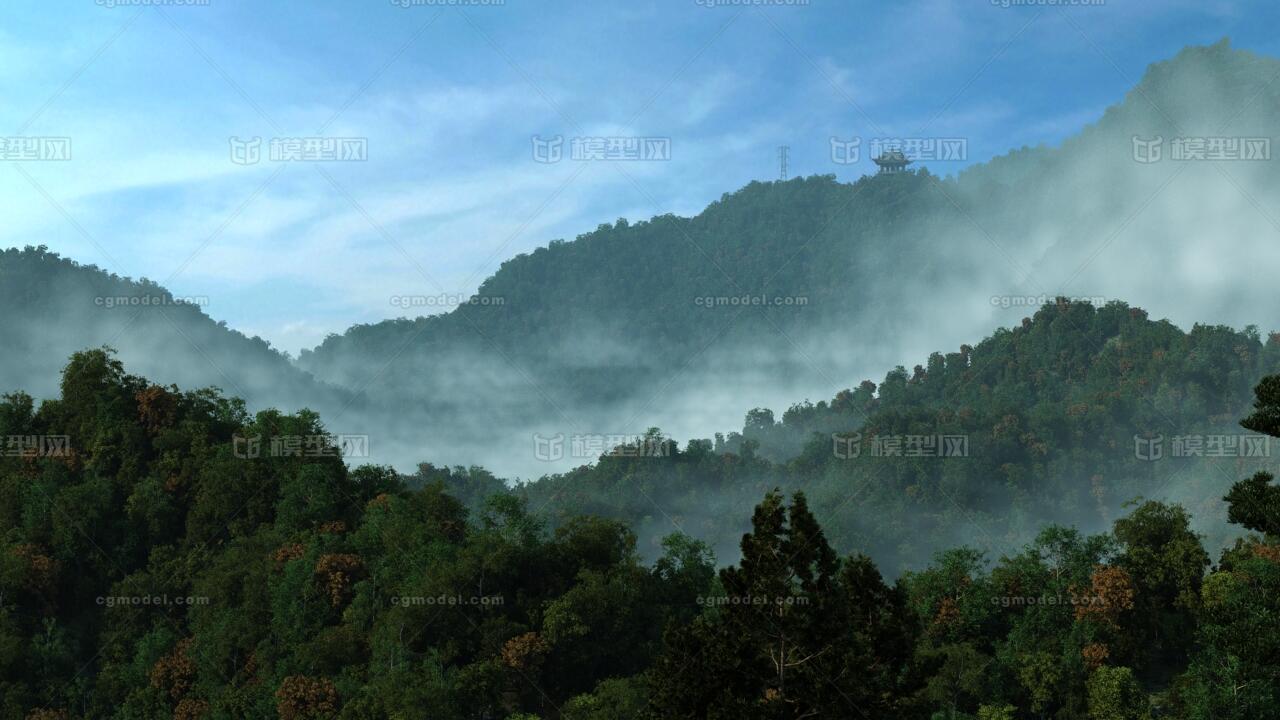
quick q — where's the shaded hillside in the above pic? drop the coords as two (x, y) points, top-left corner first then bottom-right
(505, 301), (1279, 574)
(0, 349), (713, 718)
(296, 170), (951, 466)
(295, 39), (1280, 477)
(6, 348), (1279, 718)
(0, 246), (348, 415)
(4, 41), (1275, 479)
(298, 170), (936, 388)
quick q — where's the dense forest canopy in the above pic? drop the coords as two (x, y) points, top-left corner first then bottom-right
(4, 36), (1280, 720)
(499, 300), (1279, 574)
(2, 349), (1279, 718)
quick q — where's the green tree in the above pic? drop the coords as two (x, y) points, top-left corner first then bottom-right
(1112, 501), (1208, 678)
(646, 490), (925, 719)
(1086, 666), (1150, 720)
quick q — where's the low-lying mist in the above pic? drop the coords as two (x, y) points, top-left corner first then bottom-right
(3, 40), (1277, 571)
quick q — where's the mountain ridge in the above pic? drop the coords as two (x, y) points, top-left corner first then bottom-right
(4, 38), (1278, 477)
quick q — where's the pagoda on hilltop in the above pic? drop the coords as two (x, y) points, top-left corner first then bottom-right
(872, 147), (912, 174)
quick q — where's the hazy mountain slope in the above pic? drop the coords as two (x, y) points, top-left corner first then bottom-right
(296, 39), (1280, 477)
(4, 40), (1276, 479)
(506, 300), (1278, 574)
(0, 246), (347, 415)
(947, 38), (1280, 323)
(297, 171), (940, 391)
(291, 170), (966, 475)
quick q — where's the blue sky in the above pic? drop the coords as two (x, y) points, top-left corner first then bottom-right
(2, 0), (1276, 354)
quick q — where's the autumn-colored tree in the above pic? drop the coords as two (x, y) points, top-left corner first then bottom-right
(135, 384), (178, 433)
(1073, 565), (1135, 628)
(173, 697), (210, 720)
(313, 554), (364, 607)
(272, 543), (305, 568)
(150, 638), (197, 701)
(501, 632), (549, 671)
(1081, 642), (1110, 671)
(275, 676), (338, 720)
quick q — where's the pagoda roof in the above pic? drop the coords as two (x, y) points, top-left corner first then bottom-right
(872, 149), (912, 165)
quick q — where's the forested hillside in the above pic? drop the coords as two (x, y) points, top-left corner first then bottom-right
(296, 168), (933, 389)
(5, 247), (1274, 576)
(504, 300), (1280, 573)
(3, 348), (1279, 718)
(5, 2), (1280, 714)
(3, 41), (1276, 479)
(293, 39), (1280, 477)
